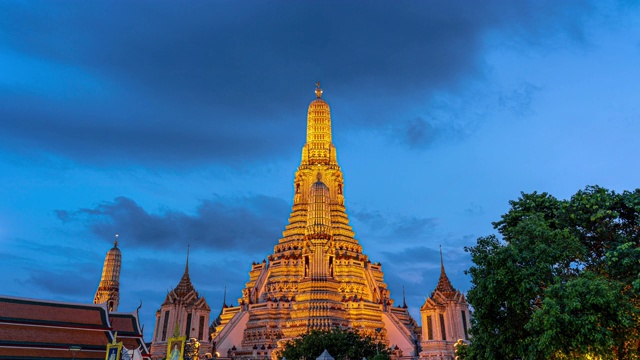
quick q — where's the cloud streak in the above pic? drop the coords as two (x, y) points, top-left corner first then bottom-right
(352, 209), (439, 239)
(56, 195), (290, 253)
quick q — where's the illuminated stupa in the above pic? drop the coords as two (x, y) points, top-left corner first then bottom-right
(213, 84), (419, 359)
(93, 235), (121, 312)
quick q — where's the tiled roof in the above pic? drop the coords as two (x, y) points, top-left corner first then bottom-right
(0, 323), (111, 348)
(0, 346), (106, 359)
(175, 269), (196, 298)
(0, 295), (150, 359)
(434, 266), (456, 296)
(110, 312), (150, 357)
(110, 314), (136, 334)
(0, 297), (109, 329)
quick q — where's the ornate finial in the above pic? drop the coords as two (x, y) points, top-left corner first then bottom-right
(185, 245), (190, 274)
(315, 82), (323, 98)
(316, 172), (322, 181)
(402, 286), (407, 308)
(114, 234), (119, 247)
(435, 245), (456, 295)
(223, 286), (227, 307)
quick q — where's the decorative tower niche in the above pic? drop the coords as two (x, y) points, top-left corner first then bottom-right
(93, 235), (121, 312)
(419, 248), (471, 360)
(150, 247), (211, 359)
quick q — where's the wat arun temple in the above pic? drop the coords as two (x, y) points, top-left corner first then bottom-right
(149, 85), (471, 360)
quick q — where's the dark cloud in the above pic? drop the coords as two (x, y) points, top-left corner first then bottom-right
(381, 246), (441, 266)
(57, 195), (290, 252)
(23, 269), (96, 297)
(0, 1), (610, 167)
(464, 203), (485, 216)
(352, 209), (438, 238)
(394, 117), (443, 149)
(498, 82), (541, 117)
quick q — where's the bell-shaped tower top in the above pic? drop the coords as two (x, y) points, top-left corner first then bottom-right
(305, 83), (333, 165)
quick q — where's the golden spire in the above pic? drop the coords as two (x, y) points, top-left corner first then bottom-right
(305, 83), (333, 165)
(94, 235), (122, 311)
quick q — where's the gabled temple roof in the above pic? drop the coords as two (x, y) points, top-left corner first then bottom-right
(164, 248), (197, 303)
(162, 247), (210, 311)
(423, 247), (464, 306)
(173, 267), (197, 299)
(0, 295), (150, 359)
(434, 264), (456, 296)
(110, 312), (150, 355)
(0, 295), (110, 329)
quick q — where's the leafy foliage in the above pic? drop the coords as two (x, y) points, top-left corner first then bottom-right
(454, 339), (469, 359)
(465, 186), (640, 360)
(277, 328), (390, 360)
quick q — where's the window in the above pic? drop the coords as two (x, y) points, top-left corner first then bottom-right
(161, 310), (170, 341)
(461, 311), (469, 340)
(185, 313), (192, 337)
(426, 315), (433, 340)
(198, 316), (205, 340)
(439, 313), (446, 340)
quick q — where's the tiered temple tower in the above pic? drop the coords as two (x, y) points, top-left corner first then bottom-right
(93, 235), (121, 312)
(212, 84), (418, 360)
(150, 248), (212, 359)
(419, 248), (471, 360)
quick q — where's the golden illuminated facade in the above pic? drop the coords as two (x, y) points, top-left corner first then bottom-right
(213, 85), (419, 359)
(93, 235), (121, 312)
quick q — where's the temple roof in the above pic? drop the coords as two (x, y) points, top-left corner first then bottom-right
(0, 295), (149, 359)
(164, 258), (197, 303)
(109, 312), (149, 355)
(431, 247), (457, 299)
(162, 247), (210, 310)
(174, 267), (197, 298)
(0, 296), (110, 329)
(434, 264), (456, 295)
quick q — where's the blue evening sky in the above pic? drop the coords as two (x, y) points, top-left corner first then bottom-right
(1, 1), (639, 339)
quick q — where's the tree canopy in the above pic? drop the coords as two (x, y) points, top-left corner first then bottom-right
(465, 186), (640, 360)
(277, 328), (391, 360)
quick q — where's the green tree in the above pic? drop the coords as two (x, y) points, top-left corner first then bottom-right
(277, 328), (390, 360)
(455, 339), (469, 359)
(465, 186), (640, 360)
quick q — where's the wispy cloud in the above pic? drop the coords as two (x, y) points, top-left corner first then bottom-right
(56, 195), (290, 252)
(351, 209), (439, 239)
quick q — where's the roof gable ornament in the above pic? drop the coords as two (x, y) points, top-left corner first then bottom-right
(434, 245), (456, 296)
